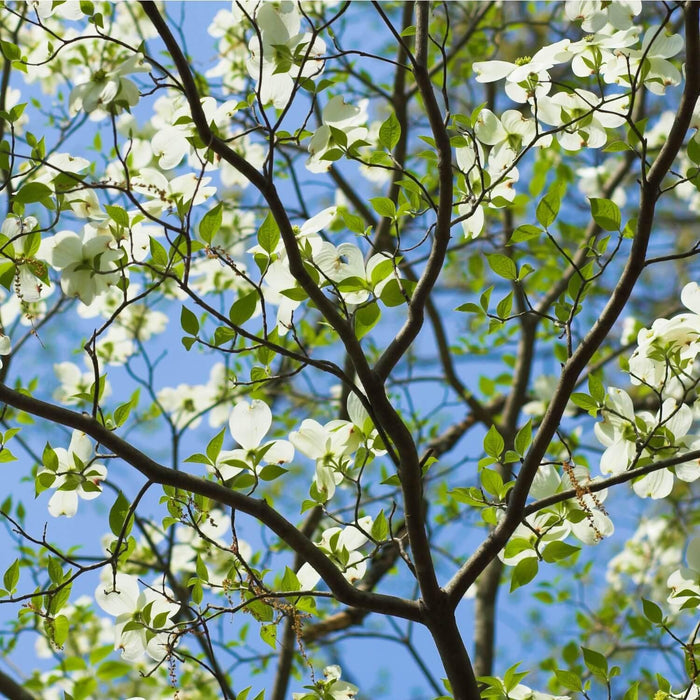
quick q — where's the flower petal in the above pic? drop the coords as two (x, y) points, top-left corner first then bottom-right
(230, 399), (271, 450)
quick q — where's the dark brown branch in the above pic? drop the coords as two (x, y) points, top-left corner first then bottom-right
(374, 1), (455, 383)
(0, 381), (421, 623)
(372, 1), (413, 255)
(0, 668), (36, 700)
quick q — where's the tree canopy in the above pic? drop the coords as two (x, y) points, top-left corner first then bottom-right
(0, 1), (699, 699)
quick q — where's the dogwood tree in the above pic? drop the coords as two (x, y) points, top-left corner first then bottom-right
(0, 1), (699, 698)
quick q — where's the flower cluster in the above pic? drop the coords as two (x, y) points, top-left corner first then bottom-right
(593, 282), (700, 498)
(246, 1), (327, 108)
(94, 570), (180, 663)
(37, 431), (107, 518)
(293, 664), (359, 700)
(296, 516), (373, 590)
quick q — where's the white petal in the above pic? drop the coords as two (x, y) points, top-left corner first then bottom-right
(229, 399), (271, 450)
(48, 490), (78, 518)
(571, 510), (614, 544)
(600, 439), (634, 474)
(300, 206), (337, 236)
(662, 402), (692, 440)
(46, 231), (83, 269)
(289, 419), (327, 459)
(322, 96), (363, 128)
(346, 391), (369, 430)
(474, 108), (506, 145)
(95, 572), (140, 616)
(473, 60), (515, 82)
(530, 464), (561, 499)
(296, 562), (320, 590)
(338, 517), (372, 551)
(686, 537), (700, 573)
(681, 282), (700, 315)
(314, 462), (339, 500)
(261, 440), (294, 465)
(68, 430), (94, 465)
(632, 469), (674, 499)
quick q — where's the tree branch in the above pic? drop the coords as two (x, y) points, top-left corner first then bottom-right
(0, 381), (422, 623)
(0, 668), (35, 700)
(445, 0), (700, 606)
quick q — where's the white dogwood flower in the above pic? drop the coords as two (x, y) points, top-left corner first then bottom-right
(95, 571), (180, 663)
(212, 399), (293, 481)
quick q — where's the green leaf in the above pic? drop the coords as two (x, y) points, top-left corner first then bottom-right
(96, 659), (133, 681)
(380, 278), (414, 306)
(590, 197), (621, 231)
(480, 468), (503, 497)
(280, 287), (307, 302)
(369, 258), (395, 286)
(510, 557), (538, 591)
(258, 465), (288, 481)
(542, 541), (580, 563)
(195, 554), (208, 581)
(603, 140), (633, 153)
(180, 306), (200, 336)
(553, 669), (583, 692)
(14, 182), (52, 205)
(571, 392), (597, 412)
(496, 292), (513, 318)
(109, 492), (132, 537)
(42, 443), (58, 472)
(260, 623), (277, 649)
(623, 682), (639, 700)
(483, 425), (504, 459)
(206, 428), (226, 463)
(3, 559), (19, 593)
(280, 566), (300, 593)
(509, 224), (542, 243)
(213, 326), (236, 347)
(184, 453), (212, 465)
(47, 556), (63, 584)
(378, 111), (401, 150)
(0, 40), (20, 61)
(113, 390), (139, 428)
(503, 663), (528, 692)
(52, 614), (70, 647)
(536, 190), (561, 228)
(257, 211), (280, 253)
(47, 581), (72, 615)
(514, 420), (532, 457)
(486, 253), (517, 280)
(341, 209), (365, 234)
(582, 646), (608, 679)
(149, 237), (168, 268)
(370, 197), (396, 219)
(455, 302), (482, 314)
(371, 510), (388, 540)
(355, 301), (380, 339)
(642, 598), (663, 623)
(104, 204), (129, 228)
(588, 373), (605, 403)
(688, 134), (700, 165)
(200, 202), (223, 244)
(229, 291), (258, 326)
